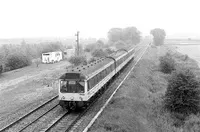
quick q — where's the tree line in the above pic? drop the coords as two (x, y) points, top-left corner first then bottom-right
(108, 27), (141, 45)
(0, 26), (166, 74)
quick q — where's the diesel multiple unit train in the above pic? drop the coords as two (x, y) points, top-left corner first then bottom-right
(58, 47), (135, 110)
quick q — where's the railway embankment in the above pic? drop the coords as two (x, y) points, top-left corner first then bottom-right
(89, 45), (200, 132)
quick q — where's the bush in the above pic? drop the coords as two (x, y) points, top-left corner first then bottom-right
(88, 57), (96, 64)
(68, 56), (87, 66)
(32, 58), (41, 67)
(183, 55), (188, 61)
(40, 42), (63, 54)
(5, 54), (31, 70)
(159, 53), (175, 74)
(164, 68), (200, 118)
(84, 48), (91, 52)
(104, 48), (114, 55)
(84, 43), (96, 52)
(92, 49), (106, 58)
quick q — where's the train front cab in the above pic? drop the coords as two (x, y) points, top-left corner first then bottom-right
(58, 72), (88, 110)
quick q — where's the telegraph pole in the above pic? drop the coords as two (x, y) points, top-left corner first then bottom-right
(75, 31), (79, 56)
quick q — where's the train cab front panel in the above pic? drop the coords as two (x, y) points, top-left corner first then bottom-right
(58, 72), (89, 102)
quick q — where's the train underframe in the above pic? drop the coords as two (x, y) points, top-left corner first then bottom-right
(59, 100), (86, 110)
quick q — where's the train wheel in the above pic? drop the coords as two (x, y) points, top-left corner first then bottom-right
(97, 89), (102, 96)
(69, 101), (77, 110)
(59, 101), (69, 110)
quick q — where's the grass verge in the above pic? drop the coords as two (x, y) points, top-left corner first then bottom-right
(89, 45), (200, 132)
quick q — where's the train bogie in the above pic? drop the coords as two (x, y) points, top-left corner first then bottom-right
(59, 100), (86, 110)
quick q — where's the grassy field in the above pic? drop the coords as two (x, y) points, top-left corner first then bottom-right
(165, 39), (200, 45)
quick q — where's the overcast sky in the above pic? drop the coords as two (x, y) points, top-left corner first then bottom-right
(0, 0), (199, 39)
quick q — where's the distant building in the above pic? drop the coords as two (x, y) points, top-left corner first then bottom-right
(42, 51), (62, 63)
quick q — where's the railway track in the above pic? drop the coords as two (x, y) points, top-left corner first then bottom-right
(0, 96), (58, 132)
(0, 44), (148, 132)
(31, 59), (133, 132)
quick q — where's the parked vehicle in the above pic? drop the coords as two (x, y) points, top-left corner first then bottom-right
(42, 51), (62, 64)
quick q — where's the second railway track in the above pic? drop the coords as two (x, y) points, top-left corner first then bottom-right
(0, 96), (58, 132)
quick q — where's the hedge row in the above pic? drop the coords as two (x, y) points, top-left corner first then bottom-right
(0, 42), (64, 72)
(159, 53), (175, 74)
(159, 52), (200, 124)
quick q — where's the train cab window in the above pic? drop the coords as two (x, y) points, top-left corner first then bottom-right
(60, 80), (84, 93)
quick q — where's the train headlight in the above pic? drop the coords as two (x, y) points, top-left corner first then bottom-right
(70, 97), (74, 101)
(79, 97), (83, 101)
(61, 96), (65, 100)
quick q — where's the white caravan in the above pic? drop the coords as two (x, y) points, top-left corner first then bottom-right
(42, 51), (62, 64)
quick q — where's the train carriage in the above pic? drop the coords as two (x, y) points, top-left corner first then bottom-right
(58, 47), (135, 110)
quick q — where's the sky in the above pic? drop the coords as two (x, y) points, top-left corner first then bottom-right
(0, 0), (200, 39)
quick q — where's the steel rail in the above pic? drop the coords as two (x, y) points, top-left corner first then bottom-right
(18, 104), (59, 132)
(0, 95), (58, 132)
(41, 111), (69, 132)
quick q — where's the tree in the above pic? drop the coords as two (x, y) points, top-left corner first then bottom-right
(108, 28), (123, 43)
(164, 68), (200, 117)
(114, 40), (126, 49)
(150, 28), (166, 46)
(122, 27), (141, 44)
(96, 40), (104, 48)
(159, 53), (175, 74)
(92, 49), (106, 58)
(68, 56), (87, 66)
(32, 58), (41, 67)
(108, 27), (141, 45)
(5, 53), (30, 70)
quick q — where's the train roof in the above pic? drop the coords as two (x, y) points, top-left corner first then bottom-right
(59, 49), (131, 80)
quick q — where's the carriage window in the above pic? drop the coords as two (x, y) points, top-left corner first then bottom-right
(60, 80), (84, 93)
(88, 75), (98, 91)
